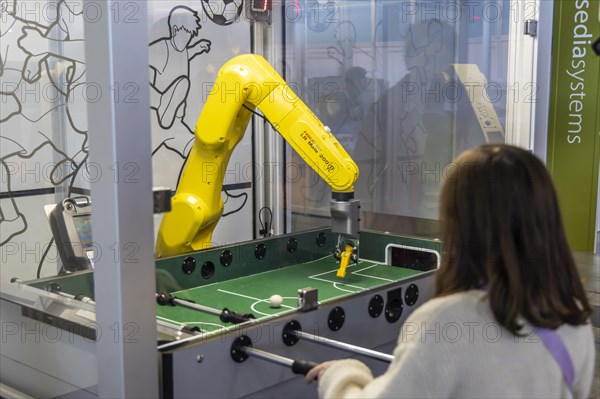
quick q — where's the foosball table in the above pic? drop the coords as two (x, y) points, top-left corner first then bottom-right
(1, 229), (440, 398)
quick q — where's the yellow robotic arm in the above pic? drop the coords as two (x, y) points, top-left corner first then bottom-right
(156, 54), (359, 259)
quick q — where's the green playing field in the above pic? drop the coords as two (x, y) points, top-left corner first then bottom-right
(156, 256), (421, 333)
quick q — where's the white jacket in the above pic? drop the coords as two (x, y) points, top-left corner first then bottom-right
(318, 290), (595, 399)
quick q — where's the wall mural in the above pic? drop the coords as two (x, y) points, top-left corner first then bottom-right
(150, 6), (212, 147)
(0, 0), (252, 280)
(149, 1), (250, 227)
(201, 0), (244, 26)
(1, 0), (88, 249)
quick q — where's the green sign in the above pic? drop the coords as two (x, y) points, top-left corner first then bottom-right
(548, 0), (600, 252)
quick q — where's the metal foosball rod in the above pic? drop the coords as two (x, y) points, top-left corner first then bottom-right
(45, 282), (95, 304)
(156, 291), (254, 324)
(295, 330), (393, 363)
(10, 279), (96, 304)
(231, 335), (318, 376)
(283, 321), (393, 363)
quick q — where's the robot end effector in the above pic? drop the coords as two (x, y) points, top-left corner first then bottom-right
(330, 192), (360, 238)
(331, 191), (360, 279)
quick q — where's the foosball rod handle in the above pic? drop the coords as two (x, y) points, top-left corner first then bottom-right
(233, 340), (318, 376)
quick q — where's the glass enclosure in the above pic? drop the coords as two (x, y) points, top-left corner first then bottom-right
(147, 1), (253, 246)
(0, 1), (538, 396)
(1, 0), (90, 282)
(285, 0), (511, 237)
(0, 0), (526, 281)
(0, 0), (255, 282)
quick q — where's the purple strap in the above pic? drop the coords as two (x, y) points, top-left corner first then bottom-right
(536, 328), (574, 391)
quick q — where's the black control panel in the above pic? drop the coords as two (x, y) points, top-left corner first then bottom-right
(49, 198), (93, 273)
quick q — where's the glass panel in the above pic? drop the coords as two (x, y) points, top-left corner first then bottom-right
(285, 0), (510, 237)
(0, 0), (254, 282)
(1, 0), (90, 282)
(148, 1), (253, 247)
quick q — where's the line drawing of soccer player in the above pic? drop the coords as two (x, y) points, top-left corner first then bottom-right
(149, 6), (248, 222)
(149, 5), (211, 154)
(0, 0), (88, 246)
(16, 0), (88, 178)
(1, 0), (65, 123)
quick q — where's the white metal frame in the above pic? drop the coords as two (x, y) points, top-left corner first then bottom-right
(84, 1), (158, 397)
(531, 0), (554, 160)
(505, 0), (539, 150)
(252, 7), (288, 236)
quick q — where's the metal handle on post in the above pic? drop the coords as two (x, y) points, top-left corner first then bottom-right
(231, 335), (318, 376)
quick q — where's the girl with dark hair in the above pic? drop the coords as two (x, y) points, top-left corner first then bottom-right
(307, 144), (594, 398)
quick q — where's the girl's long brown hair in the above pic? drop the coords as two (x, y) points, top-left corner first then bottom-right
(436, 144), (591, 335)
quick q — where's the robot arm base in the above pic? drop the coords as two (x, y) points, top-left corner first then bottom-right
(156, 193), (220, 258)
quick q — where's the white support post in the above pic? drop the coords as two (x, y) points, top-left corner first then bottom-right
(84, 1), (158, 397)
(505, 0), (539, 150)
(531, 0), (554, 161)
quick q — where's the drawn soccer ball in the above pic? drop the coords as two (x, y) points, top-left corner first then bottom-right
(201, 0), (244, 26)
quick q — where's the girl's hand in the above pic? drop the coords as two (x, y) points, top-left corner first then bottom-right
(306, 361), (339, 384)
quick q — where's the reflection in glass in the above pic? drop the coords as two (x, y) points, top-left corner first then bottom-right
(285, 0), (508, 236)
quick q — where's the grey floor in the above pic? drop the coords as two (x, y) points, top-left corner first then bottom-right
(573, 252), (599, 398)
